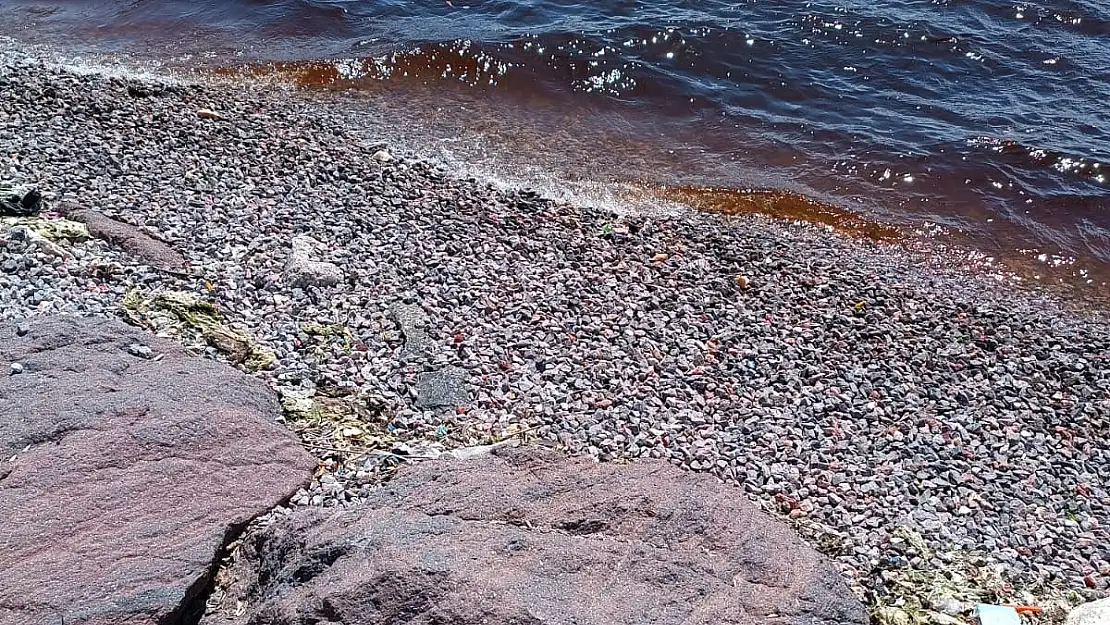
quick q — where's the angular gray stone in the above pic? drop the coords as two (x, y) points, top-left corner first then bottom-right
(202, 447), (868, 625)
(1068, 598), (1110, 625)
(415, 366), (467, 409)
(0, 316), (314, 625)
(283, 235), (343, 288)
(390, 302), (432, 361)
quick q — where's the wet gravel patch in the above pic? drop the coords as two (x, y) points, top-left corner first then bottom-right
(1, 48), (1108, 606)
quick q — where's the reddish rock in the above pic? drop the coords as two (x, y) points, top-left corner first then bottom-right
(68, 209), (188, 274)
(0, 316), (314, 625)
(204, 447), (867, 625)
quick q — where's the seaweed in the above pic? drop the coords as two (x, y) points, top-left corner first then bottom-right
(870, 527), (1080, 625)
(119, 289), (276, 371)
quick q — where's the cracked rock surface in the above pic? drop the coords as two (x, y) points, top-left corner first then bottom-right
(202, 446), (867, 625)
(0, 316), (314, 625)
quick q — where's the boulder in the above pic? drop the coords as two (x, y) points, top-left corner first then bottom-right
(203, 447), (867, 625)
(283, 235), (343, 288)
(1068, 598), (1110, 625)
(0, 316), (314, 625)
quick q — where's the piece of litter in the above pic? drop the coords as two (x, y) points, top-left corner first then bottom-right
(975, 603), (1020, 625)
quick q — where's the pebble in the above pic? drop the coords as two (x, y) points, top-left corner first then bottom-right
(0, 47), (1106, 602)
(128, 343), (153, 359)
(9, 362), (23, 375)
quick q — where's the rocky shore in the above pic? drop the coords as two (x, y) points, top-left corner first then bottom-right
(1, 46), (1108, 618)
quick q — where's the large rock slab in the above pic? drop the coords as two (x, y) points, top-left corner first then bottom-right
(0, 316), (314, 625)
(68, 209), (189, 274)
(1068, 598), (1110, 625)
(204, 447), (868, 625)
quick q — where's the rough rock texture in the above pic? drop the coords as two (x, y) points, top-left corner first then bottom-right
(69, 208), (188, 273)
(414, 366), (468, 409)
(390, 303), (432, 361)
(204, 447), (867, 625)
(1068, 598), (1110, 625)
(283, 235), (342, 288)
(0, 316), (315, 625)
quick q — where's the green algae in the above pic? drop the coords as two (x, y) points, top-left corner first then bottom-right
(120, 289), (276, 371)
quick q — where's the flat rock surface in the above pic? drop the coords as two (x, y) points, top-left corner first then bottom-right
(0, 316), (314, 625)
(69, 208), (188, 273)
(204, 447), (867, 625)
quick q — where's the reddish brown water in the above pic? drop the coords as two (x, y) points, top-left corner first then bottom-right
(2, 0), (1109, 300)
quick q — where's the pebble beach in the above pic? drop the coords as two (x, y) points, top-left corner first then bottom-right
(1, 46), (1108, 616)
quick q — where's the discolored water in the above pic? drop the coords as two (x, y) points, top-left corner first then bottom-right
(2, 0), (1109, 294)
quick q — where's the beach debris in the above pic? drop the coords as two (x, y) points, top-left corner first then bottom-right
(974, 604), (1021, 625)
(279, 386), (398, 463)
(1, 214), (88, 263)
(197, 108), (221, 120)
(1066, 598), (1110, 625)
(872, 527), (1007, 623)
(598, 220), (630, 238)
(874, 605), (964, 625)
(279, 387), (317, 418)
(284, 235), (343, 288)
(372, 149), (394, 163)
(0, 184), (42, 217)
(930, 595), (973, 617)
(870, 526), (1080, 625)
(2, 214), (88, 242)
(875, 606), (914, 625)
(119, 289), (276, 371)
(736, 274), (751, 289)
(390, 439), (517, 461)
(4, 224), (74, 259)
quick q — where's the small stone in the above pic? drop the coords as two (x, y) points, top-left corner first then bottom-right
(930, 595), (971, 616)
(283, 236), (343, 288)
(652, 253), (669, 263)
(10, 362), (24, 375)
(197, 108), (221, 120)
(128, 343), (153, 359)
(372, 150), (394, 163)
(15, 322), (29, 337)
(735, 274), (751, 289)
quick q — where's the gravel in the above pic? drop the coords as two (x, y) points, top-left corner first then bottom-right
(1, 47), (1108, 605)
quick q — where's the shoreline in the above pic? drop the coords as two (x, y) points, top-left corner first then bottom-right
(2, 47), (1109, 619)
(6, 35), (1110, 307)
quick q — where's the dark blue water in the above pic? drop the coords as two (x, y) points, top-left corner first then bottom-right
(2, 0), (1109, 289)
